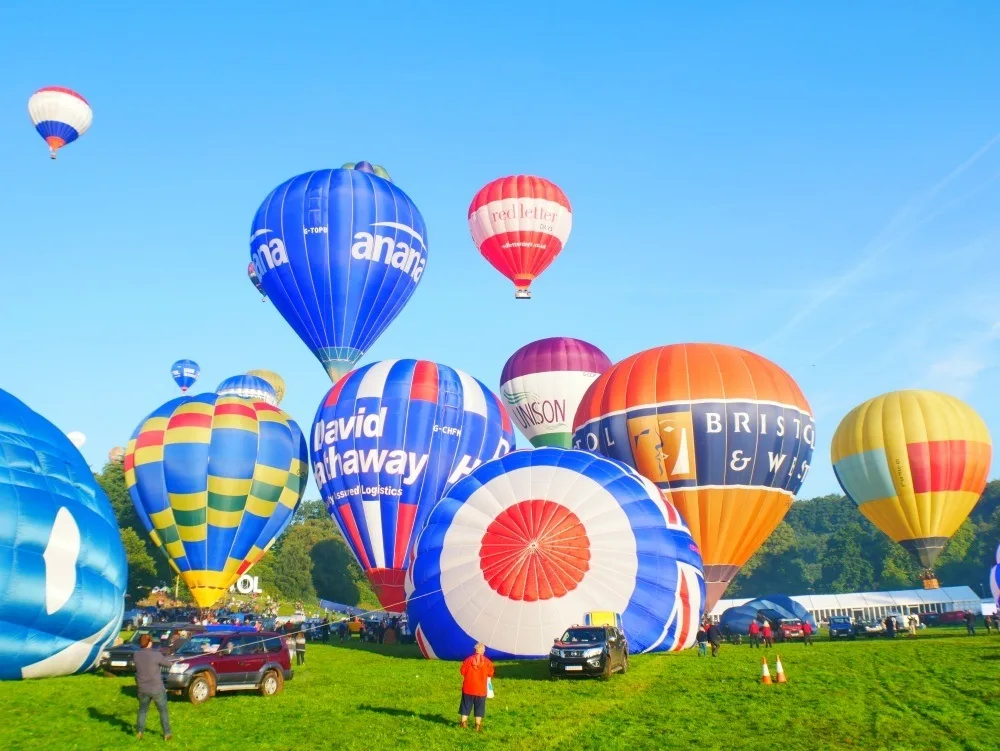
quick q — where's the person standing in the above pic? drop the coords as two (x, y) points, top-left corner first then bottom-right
(965, 610), (976, 636)
(762, 620), (773, 648)
(133, 634), (172, 741)
(984, 614), (994, 635)
(696, 625), (708, 656)
(802, 621), (814, 646)
(706, 621), (723, 657)
(458, 643), (494, 732)
(748, 619), (761, 648)
(295, 630), (306, 666)
(907, 615), (918, 637)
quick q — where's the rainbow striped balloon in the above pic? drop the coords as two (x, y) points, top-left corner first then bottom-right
(124, 393), (308, 608)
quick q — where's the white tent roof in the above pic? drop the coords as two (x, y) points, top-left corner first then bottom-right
(710, 586), (981, 618)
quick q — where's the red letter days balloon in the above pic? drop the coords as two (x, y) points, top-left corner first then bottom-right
(468, 176), (571, 299)
(312, 360), (515, 612)
(573, 344), (815, 611)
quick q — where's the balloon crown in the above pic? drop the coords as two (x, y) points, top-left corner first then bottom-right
(342, 161), (392, 182)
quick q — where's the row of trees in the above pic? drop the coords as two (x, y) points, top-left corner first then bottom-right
(97, 459), (1000, 608)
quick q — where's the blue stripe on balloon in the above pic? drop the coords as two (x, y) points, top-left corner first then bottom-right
(33, 120), (79, 144)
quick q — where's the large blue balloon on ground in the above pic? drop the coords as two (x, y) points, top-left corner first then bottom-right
(0, 388), (127, 679)
(406, 447), (706, 660)
(251, 167), (427, 382)
(312, 359), (514, 613)
(719, 595), (817, 634)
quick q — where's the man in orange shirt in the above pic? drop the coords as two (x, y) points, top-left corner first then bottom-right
(458, 642), (494, 732)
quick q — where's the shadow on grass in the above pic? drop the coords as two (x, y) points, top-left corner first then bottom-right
(86, 707), (132, 735)
(493, 660), (550, 681)
(358, 704), (452, 725)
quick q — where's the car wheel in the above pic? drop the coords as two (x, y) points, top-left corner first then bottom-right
(621, 653), (629, 674)
(600, 658), (612, 681)
(259, 669), (283, 697)
(187, 675), (212, 705)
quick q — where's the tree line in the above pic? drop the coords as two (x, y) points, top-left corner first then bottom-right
(97, 460), (1000, 607)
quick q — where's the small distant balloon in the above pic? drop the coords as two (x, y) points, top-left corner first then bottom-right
(108, 447), (125, 463)
(246, 370), (286, 404)
(170, 360), (200, 393)
(66, 432), (86, 449)
(28, 87), (92, 159)
(217, 374), (278, 407)
(343, 161), (392, 181)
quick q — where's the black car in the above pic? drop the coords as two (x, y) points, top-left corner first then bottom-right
(98, 623), (204, 675)
(549, 625), (628, 680)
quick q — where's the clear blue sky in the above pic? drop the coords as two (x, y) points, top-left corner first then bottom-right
(2, 2), (999, 499)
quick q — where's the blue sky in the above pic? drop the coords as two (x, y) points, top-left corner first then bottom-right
(2, 2), (999, 499)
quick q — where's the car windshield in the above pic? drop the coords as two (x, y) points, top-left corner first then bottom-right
(175, 635), (225, 655)
(781, 620), (802, 626)
(128, 628), (171, 643)
(830, 617), (850, 624)
(560, 628), (604, 643)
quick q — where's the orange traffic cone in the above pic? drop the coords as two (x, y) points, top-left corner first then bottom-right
(760, 656), (772, 685)
(775, 655), (787, 684)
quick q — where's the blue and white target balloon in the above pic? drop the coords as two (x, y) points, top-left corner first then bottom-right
(0, 388), (127, 679)
(406, 447), (705, 660)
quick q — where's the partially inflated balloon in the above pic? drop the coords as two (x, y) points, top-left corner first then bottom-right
(108, 447), (125, 463)
(990, 543), (1000, 604)
(573, 343), (815, 611)
(500, 337), (612, 448)
(831, 390), (991, 576)
(468, 176), (571, 299)
(0, 388), (126, 679)
(311, 360), (514, 612)
(125, 394), (309, 608)
(406, 448), (704, 660)
(170, 360), (200, 393)
(28, 87), (92, 159)
(251, 168), (427, 382)
(217, 375), (278, 407)
(247, 370), (286, 404)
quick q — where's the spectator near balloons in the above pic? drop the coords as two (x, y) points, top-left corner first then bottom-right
(133, 634), (172, 741)
(458, 644), (494, 732)
(802, 621), (814, 646)
(762, 620), (773, 648)
(748, 619), (761, 648)
(696, 626), (708, 656)
(706, 621), (723, 657)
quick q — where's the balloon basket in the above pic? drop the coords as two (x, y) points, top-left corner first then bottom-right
(514, 289), (531, 300)
(921, 571), (940, 590)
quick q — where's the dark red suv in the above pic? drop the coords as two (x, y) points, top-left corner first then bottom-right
(163, 632), (293, 704)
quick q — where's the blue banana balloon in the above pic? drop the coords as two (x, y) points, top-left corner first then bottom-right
(250, 165), (427, 382)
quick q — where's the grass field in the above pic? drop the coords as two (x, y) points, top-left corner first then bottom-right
(1, 627), (997, 751)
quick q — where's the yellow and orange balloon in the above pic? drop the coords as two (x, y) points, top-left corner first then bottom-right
(831, 390), (991, 582)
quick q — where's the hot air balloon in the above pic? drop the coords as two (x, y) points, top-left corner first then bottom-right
(0, 387), (126, 679)
(108, 446), (125, 463)
(251, 166), (426, 382)
(406, 447), (705, 660)
(572, 343), (815, 611)
(27, 87), (92, 159)
(170, 360), (200, 393)
(248, 262), (266, 301)
(311, 359), (514, 612)
(831, 390), (992, 588)
(247, 369), (286, 404)
(124, 393), (309, 608)
(468, 176), (572, 299)
(499, 337), (612, 448)
(217, 374), (278, 407)
(66, 431), (86, 449)
(343, 161), (392, 181)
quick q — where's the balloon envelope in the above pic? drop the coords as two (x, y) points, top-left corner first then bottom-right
(125, 393), (309, 608)
(170, 359), (200, 393)
(499, 337), (612, 448)
(28, 86), (92, 159)
(251, 168), (427, 382)
(573, 343), (815, 611)
(247, 370), (286, 404)
(0, 388), (126, 679)
(406, 447), (705, 660)
(108, 446), (125, 463)
(719, 595), (816, 635)
(468, 176), (571, 299)
(217, 374), (278, 407)
(831, 390), (992, 570)
(311, 359), (514, 612)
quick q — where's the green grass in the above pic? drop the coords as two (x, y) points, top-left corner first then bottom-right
(1, 628), (998, 751)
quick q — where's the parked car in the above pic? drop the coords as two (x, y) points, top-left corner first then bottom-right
(99, 623), (205, 674)
(828, 616), (854, 639)
(549, 625), (629, 680)
(934, 610), (970, 626)
(853, 620), (884, 638)
(777, 619), (805, 640)
(163, 631), (293, 704)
